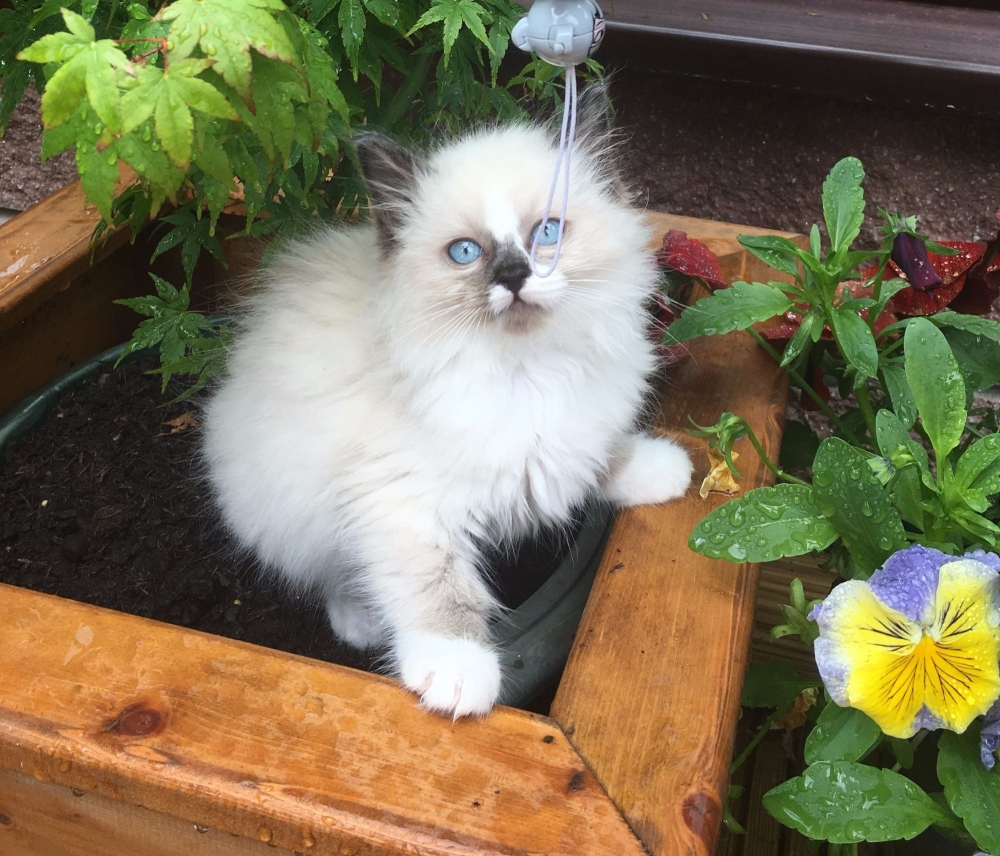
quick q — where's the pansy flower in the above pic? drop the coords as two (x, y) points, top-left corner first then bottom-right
(812, 545), (1000, 739)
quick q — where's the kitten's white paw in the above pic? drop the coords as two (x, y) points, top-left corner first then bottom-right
(326, 595), (385, 649)
(397, 632), (501, 718)
(604, 434), (693, 507)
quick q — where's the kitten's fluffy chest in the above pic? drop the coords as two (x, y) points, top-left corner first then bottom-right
(406, 342), (634, 529)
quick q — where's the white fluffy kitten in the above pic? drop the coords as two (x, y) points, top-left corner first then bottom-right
(202, 86), (692, 718)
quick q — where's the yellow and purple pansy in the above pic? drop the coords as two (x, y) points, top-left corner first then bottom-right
(812, 545), (1000, 739)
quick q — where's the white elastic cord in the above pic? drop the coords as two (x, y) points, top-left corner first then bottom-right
(529, 63), (577, 279)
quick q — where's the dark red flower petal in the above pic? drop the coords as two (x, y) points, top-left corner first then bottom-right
(891, 233), (941, 291)
(656, 229), (726, 290)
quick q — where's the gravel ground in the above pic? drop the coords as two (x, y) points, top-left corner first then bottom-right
(3, 73), (998, 245)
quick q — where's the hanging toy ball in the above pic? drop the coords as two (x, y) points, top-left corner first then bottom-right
(511, 0), (605, 277)
(511, 0), (605, 67)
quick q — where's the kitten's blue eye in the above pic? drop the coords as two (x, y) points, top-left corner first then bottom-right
(447, 239), (483, 265)
(531, 219), (561, 246)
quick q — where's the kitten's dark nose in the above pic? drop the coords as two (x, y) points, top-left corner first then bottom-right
(493, 256), (531, 296)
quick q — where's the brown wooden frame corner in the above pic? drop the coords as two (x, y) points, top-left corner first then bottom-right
(0, 185), (799, 856)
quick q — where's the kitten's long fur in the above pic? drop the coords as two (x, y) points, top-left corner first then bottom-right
(202, 86), (692, 717)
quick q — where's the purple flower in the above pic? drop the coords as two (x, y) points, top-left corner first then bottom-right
(982, 699), (1000, 770)
(812, 545), (1000, 739)
(891, 232), (943, 291)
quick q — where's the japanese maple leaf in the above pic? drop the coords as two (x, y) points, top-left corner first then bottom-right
(160, 0), (301, 108)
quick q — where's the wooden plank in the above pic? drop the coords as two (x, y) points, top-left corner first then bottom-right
(551, 244), (798, 854)
(0, 766), (281, 856)
(0, 181), (127, 329)
(600, 0), (1000, 116)
(0, 583), (644, 856)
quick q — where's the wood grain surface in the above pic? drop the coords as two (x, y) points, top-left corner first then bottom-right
(0, 583), (644, 856)
(2, 191), (797, 854)
(0, 766), (279, 856)
(551, 231), (800, 855)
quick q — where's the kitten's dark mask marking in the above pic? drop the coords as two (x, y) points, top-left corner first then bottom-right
(492, 240), (532, 297)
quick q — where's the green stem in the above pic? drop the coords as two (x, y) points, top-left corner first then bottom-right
(742, 423), (810, 487)
(747, 328), (865, 447)
(855, 385), (878, 445)
(379, 51), (434, 131)
(891, 729), (929, 772)
(866, 255), (892, 334)
(730, 702), (792, 774)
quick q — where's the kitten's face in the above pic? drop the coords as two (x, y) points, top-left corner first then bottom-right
(356, 95), (650, 348)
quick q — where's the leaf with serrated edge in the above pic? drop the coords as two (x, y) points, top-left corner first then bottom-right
(666, 281), (792, 344)
(161, 0), (299, 103)
(905, 318), (966, 462)
(823, 156), (866, 256)
(804, 704), (881, 765)
(812, 437), (907, 576)
(688, 483), (838, 563)
(765, 761), (948, 843)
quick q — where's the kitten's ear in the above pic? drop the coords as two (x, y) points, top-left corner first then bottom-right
(572, 80), (630, 199)
(354, 132), (420, 248)
(574, 80), (615, 148)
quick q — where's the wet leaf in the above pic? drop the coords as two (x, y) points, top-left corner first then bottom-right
(658, 229), (726, 289)
(905, 318), (966, 461)
(666, 281), (792, 344)
(812, 437), (907, 576)
(688, 483), (838, 563)
(823, 157), (866, 256)
(804, 704), (882, 765)
(765, 761), (949, 843)
(939, 727), (1000, 854)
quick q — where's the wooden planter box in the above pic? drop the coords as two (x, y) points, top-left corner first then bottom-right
(0, 183), (794, 856)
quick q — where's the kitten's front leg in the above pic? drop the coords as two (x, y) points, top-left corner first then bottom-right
(602, 432), (693, 507)
(356, 525), (501, 718)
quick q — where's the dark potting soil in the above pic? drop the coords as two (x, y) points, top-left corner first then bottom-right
(0, 356), (575, 672)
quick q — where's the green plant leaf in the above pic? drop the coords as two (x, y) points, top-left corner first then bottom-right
(888, 736), (914, 770)
(875, 409), (925, 529)
(956, 434), (1000, 497)
(812, 437), (907, 576)
(939, 726), (1000, 854)
(804, 704), (882, 765)
(932, 311), (1000, 342)
(689, 483), (838, 563)
(338, 0), (366, 72)
(738, 234), (804, 279)
(781, 310), (822, 368)
(765, 761), (949, 843)
(822, 156), (866, 256)
(880, 363), (916, 429)
(161, 0), (300, 104)
(831, 305), (878, 378)
(741, 661), (821, 709)
(361, 0), (398, 26)
(904, 317), (966, 462)
(945, 327), (1000, 393)
(665, 281), (792, 344)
